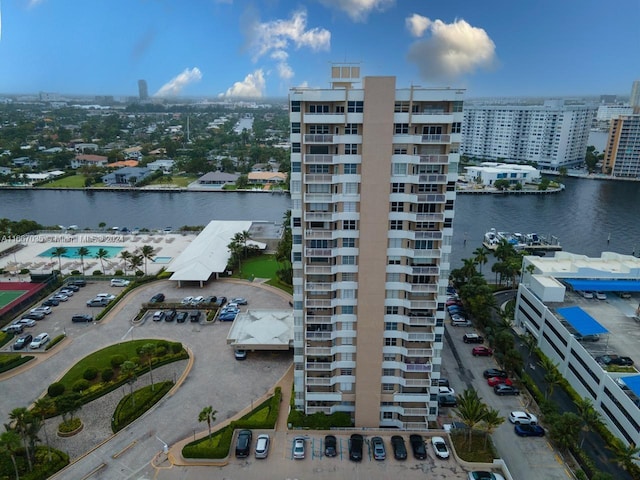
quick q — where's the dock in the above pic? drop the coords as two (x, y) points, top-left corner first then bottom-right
(483, 229), (562, 254)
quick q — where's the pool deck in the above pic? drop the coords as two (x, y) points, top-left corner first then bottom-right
(0, 232), (197, 280)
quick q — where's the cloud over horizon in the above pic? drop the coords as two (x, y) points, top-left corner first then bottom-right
(154, 67), (202, 97)
(221, 69), (266, 98)
(319, 0), (395, 22)
(406, 15), (497, 82)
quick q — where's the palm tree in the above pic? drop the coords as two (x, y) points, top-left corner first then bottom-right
(121, 361), (138, 406)
(520, 333), (538, 367)
(538, 357), (563, 399)
(77, 246), (90, 275)
(549, 412), (581, 452)
(129, 254), (143, 275)
(119, 250), (132, 275)
(452, 388), (488, 448)
(9, 407), (33, 472)
(32, 397), (55, 462)
(198, 406), (217, 440)
(95, 247), (109, 274)
(51, 246), (67, 272)
(139, 245), (156, 276)
(607, 438), (640, 473)
(473, 246), (489, 274)
(139, 343), (157, 391)
(575, 397), (602, 448)
(481, 407), (504, 448)
(0, 430), (22, 480)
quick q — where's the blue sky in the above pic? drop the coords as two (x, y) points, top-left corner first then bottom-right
(0, 0), (638, 99)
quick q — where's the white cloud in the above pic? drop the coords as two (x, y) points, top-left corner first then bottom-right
(318, 0), (394, 22)
(270, 50), (294, 80)
(222, 69), (266, 98)
(407, 18), (497, 82)
(28, 0), (45, 7)
(154, 67), (203, 97)
(405, 13), (431, 38)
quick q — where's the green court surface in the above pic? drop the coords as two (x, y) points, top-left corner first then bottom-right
(0, 290), (27, 308)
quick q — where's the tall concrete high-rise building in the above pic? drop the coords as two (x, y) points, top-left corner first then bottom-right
(138, 79), (149, 100)
(289, 64), (463, 428)
(602, 113), (640, 177)
(630, 80), (640, 110)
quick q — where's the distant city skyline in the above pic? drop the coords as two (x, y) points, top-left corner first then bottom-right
(0, 1), (638, 98)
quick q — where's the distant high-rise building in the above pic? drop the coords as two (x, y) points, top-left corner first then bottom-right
(602, 113), (640, 177)
(630, 80), (640, 110)
(138, 80), (149, 100)
(462, 100), (595, 170)
(290, 64), (463, 428)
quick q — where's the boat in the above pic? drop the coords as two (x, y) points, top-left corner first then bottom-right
(482, 228), (561, 253)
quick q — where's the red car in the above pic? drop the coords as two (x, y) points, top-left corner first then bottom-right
(472, 346), (493, 356)
(487, 376), (513, 387)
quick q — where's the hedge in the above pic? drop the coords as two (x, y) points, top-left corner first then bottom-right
(0, 354), (34, 374)
(111, 381), (173, 432)
(45, 334), (65, 351)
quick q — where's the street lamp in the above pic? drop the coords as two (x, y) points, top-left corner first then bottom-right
(155, 436), (169, 455)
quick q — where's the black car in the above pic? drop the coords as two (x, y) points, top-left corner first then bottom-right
(203, 296), (217, 304)
(235, 429), (252, 458)
(438, 377), (450, 387)
(190, 310), (201, 322)
(438, 394), (458, 407)
(324, 435), (337, 457)
(22, 312), (45, 321)
(68, 279), (87, 287)
(13, 334), (33, 350)
(391, 435), (407, 460)
(61, 284), (80, 292)
(149, 293), (165, 303)
(42, 298), (60, 307)
(409, 434), (426, 460)
(349, 434), (363, 462)
(215, 296), (227, 307)
(72, 314), (93, 323)
(176, 311), (189, 323)
(463, 333), (485, 344)
(164, 309), (177, 322)
(596, 355), (634, 366)
(494, 384), (520, 396)
(483, 368), (508, 379)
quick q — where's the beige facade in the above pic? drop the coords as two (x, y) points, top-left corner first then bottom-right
(290, 66), (463, 428)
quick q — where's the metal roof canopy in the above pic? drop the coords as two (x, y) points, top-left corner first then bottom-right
(622, 375), (640, 399)
(557, 306), (609, 336)
(565, 279), (640, 292)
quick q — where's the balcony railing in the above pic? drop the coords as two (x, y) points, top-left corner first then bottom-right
(306, 406), (332, 414)
(306, 362), (332, 371)
(419, 154), (449, 164)
(304, 229), (333, 239)
(306, 347), (332, 356)
(406, 348), (433, 357)
(306, 377), (332, 386)
(421, 134), (451, 143)
(305, 154), (335, 164)
(405, 363), (432, 372)
(304, 248), (333, 257)
(304, 134), (334, 143)
(306, 331), (333, 340)
(305, 315), (332, 324)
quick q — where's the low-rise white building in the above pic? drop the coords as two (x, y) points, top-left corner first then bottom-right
(464, 162), (540, 186)
(515, 251), (640, 448)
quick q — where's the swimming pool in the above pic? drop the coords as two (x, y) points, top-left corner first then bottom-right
(152, 256), (173, 264)
(38, 246), (123, 259)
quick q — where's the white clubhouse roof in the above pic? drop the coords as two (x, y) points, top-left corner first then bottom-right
(168, 220), (265, 282)
(226, 309), (294, 350)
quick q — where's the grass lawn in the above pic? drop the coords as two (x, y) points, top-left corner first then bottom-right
(234, 254), (281, 280)
(149, 175), (197, 187)
(450, 431), (497, 463)
(41, 174), (87, 188)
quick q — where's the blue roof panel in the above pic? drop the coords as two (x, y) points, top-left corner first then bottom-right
(565, 279), (640, 292)
(621, 375), (640, 399)
(556, 306), (609, 336)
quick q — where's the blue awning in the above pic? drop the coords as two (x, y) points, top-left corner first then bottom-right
(565, 279), (640, 292)
(621, 375), (640, 399)
(557, 306), (609, 335)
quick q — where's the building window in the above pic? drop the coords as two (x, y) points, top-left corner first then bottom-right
(343, 237), (355, 248)
(292, 143), (301, 153)
(383, 368), (395, 376)
(453, 101), (463, 112)
(341, 369), (353, 376)
(293, 217), (301, 227)
(309, 104), (329, 113)
(393, 146), (408, 154)
(343, 201), (357, 212)
(391, 202), (403, 212)
(384, 322), (398, 331)
(291, 122), (301, 133)
(382, 384), (395, 392)
(344, 163), (357, 174)
(348, 101), (363, 113)
(291, 101), (300, 112)
(382, 412), (393, 420)
(309, 124), (330, 134)
(344, 123), (359, 134)
(451, 122), (461, 134)
(394, 101), (409, 112)
(394, 123), (409, 134)
(344, 182), (359, 194)
(384, 338), (397, 346)
(390, 220), (403, 230)
(385, 306), (399, 314)
(343, 220), (357, 230)
(342, 305), (354, 314)
(293, 235), (302, 245)
(292, 162), (301, 173)
(392, 163), (407, 175)
(388, 256), (401, 265)
(345, 144), (358, 155)
(290, 180), (301, 193)
(391, 183), (405, 193)
(383, 354), (395, 361)
(293, 252), (302, 262)
(342, 255), (356, 265)
(387, 272), (400, 282)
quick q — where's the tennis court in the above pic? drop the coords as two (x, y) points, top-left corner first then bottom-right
(0, 290), (28, 309)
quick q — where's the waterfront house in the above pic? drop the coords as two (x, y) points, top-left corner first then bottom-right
(71, 154), (108, 169)
(247, 171), (286, 184)
(464, 162), (540, 187)
(102, 166), (152, 186)
(197, 171), (239, 186)
(147, 159), (175, 173)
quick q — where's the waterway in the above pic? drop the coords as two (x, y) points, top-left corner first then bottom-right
(0, 176), (638, 268)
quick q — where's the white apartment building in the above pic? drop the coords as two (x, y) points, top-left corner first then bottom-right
(289, 65), (463, 428)
(462, 100), (595, 170)
(515, 252), (640, 448)
(464, 162), (540, 186)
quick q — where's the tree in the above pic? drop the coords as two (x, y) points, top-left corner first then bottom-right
(129, 254), (143, 275)
(607, 438), (640, 473)
(51, 246), (67, 272)
(139, 343), (157, 391)
(9, 407), (34, 472)
(32, 397), (55, 462)
(120, 250), (132, 275)
(493, 179), (511, 191)
(77, 246), (90, 275)
(538, 357), (563, 399)
(473, 246), (489, 274)
(54, 393), (82, 424)
(481, 407), (504, 448)
(198, 406), (217, 440)
(95, 247), (109, 274)
(98, 222), (106, 231)
(0, 430), (22, 480)
(139, 245), (156, 276)
(548, 412), (581, 451)
(121, 360), (138, 406)
(452, 388), (487, 448)
(575, 397), (602, 448)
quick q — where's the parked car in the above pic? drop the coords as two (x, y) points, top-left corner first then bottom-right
(493, 384), (520, 396)
(95, 293), (115, 300)
(231, 297), (248, 305)
(22, 312), (45, 321)
(13, 334), (33, 350)
(164, 309), (177, 322)
(580, 291), (594, 299)
(110, 278), (130, 287)
(514, 424), (545, 437)
(431, 436), (450, 459)
(509, 411), (538, 425)
(472, 346), (493, 357)
(152, 311), (165, 321)
(51, 294), (69, 302)
(438, 377), (450, 387)
(31, 306), (52, 315)
(235, 429), (252, 458)
(595, 291), (607, 300)
(439, 386), (455, 396)
(390, 435), (407, 460)
(483, 368), (508, 379)
(409, 434), (426, 460)
(293, 437), (305, 459)
(68, 279), (86, 287)
(176, 311), (189, 323)
(487, 377), (513, 387)
(438, 394), (457, 407)
(468, 472), (506, 480)
(349, 434), (363, 462)
(324, 435), (337, 457)
(149, 293), (165, 303)
(189, 311), (201, 322)
(215, 296), (227, 307)
(451, 317), (472, 327)
(203, 296), (217, 304)
(463, 333), (484, 343)
(41, 299), (59, 307)
(226, 302), (240, 310)
(17, 318), (36, 328)
(219, 311), (238, 322)
(181, 296), (194, 305)
(87, 298), (108, 307)
(372, 436), (386, 461)
(58, 288), (73, 296)
(29, 333), (50, 349)
(72, 314), (93, 323)
(573, 333), (600, 342)
(3, 323), (24, 334)
(62, 284), (80, 292)
(191, 296), (204, 305)
(254, 434), (270, 459)
(234, 349), (247, 360)
(596, 355), (634, 366)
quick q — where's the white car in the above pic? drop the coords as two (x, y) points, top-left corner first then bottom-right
(29, 333), (50, 349)
(181, 296), (194, 305)
(431, 436), (450, 459)
(438, 386), (455, 396)
(51, 294), (69, 301)
(255, 434), (270, 459)
(508, 411), (538, 425)
(293, 437), (305, 459)
(595, 291), (607, 300)
(580, 291), (594, 299)
(58, 289), (74, 296)
(468, 473), (505, 480)
(17, 318), (37, 328)
(31, 306), (52, 315)
(110, 278), (130, 287)
(96, 293), (116, 300)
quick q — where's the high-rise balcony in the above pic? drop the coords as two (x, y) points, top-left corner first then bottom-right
(419, 154), (450, 164)
(306, 376), (332, 386)
(408, 283), (438, 294)
(407, 316), (437, 327)
(411, 248), (441, 259)
(306, 346), (332, 356)
(305, 314), (333, 324)
(304, 173), (332, 183)
(303, 193), (333, 203)
(304, 229), (334, 239)
(305, 299), (332, 308)
(305, 281), (334, 292)
(304, 264), (333, 275)
(406, 348), (433, 357)
(306, 362), (332, 371)
(304, 154), (335, 164)
(304, 134), (334, 143)
(420, 134), (451, 144)
(303, 212), (333, 222)
(305, 331), (333, 340)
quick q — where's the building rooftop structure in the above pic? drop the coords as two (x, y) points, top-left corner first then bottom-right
(227, 309), (294, 350)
